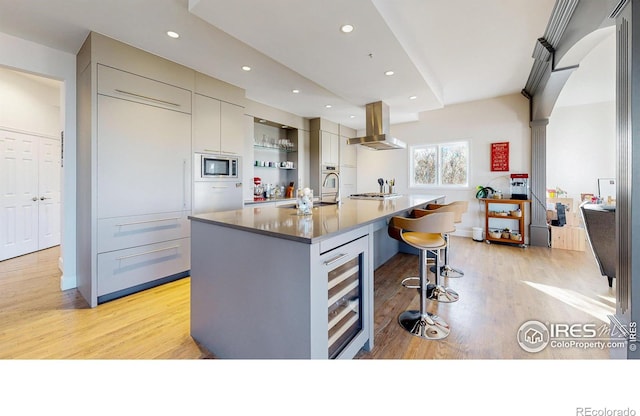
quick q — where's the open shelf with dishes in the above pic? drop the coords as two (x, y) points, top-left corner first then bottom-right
(481, 198), (530, 247)
(253, 143), (296, 152)
(251, 118), (300, 196)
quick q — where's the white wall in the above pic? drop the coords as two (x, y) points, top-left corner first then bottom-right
(356, 93), (530, 236)
(0, 67), (61, 136)
(0, 31), (76, 290)
(548, 30), (615, 202)
(547, 101), (615, 200)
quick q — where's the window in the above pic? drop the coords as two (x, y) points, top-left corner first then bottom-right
(410, 141), (469, 187)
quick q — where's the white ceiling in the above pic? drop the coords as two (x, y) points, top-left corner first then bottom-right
(0, 0), (556, 129)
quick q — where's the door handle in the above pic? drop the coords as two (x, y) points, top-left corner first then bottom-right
(40, 196), (51, 200)
(323, 253), (349, 266)
(32, 197), (38, 202)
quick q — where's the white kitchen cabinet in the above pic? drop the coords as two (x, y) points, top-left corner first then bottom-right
(220, 101), (245, 155)
(310, 118), (341, 195)
(97, 237), (190, 297)
(338, 125), (357, 168)
(193, 93), (244, 155)
(97, 94), (191, 218)
(95, 71), (191, 303)
(339, 135), (357, 167)
(77, 34), (194, 307)
(193, 93), (221, 154)
(338, 126), (357, 195)
(297, 129), (310, 189)
(97, 211), (190, 253)
(97, 64), (192, 113)
(321, 130), (339, 166)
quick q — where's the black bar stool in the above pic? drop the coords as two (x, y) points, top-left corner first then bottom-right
(388, 211), (456, 340)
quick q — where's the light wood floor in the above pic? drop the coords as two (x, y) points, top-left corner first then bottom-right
(356, 238), (617, 359)
(0, 247), (212, 359)
(0, 238), (616, 359)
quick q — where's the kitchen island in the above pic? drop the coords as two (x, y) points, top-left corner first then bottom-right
(189, 194), (444, 359)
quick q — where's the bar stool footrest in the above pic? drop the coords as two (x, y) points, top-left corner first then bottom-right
(401, 276), (422, 290)
(430, 265), (465, 278)
(427, 285), (459, 303)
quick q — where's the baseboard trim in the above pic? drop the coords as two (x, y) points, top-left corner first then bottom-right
(455, 230), (473, 238)
(97, 271), (190, 304)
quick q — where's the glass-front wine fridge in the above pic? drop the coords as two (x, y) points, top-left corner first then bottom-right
(324, 236), (366, 359)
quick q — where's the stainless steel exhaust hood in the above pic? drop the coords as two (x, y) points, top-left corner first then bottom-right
(348, 101), (406, 150)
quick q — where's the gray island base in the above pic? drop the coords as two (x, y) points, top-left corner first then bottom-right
(189, 194), (444, 359)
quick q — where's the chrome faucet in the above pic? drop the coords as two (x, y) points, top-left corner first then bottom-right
(322, 172), (341, 205)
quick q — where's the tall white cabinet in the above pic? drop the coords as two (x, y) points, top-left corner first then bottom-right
(309, 118), (357, 198)
(321, 130), (340, 166)
(96, 68), (192, 217)
(76, 33), (194, 307)
(309, 118), (339, 195)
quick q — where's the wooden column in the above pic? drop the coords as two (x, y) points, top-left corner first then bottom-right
(529, 119), (550, 247)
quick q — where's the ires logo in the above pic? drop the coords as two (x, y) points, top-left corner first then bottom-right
(517, 320), (550, 353)
(517, 321), (610, 353)
(548, 323), (597, 338)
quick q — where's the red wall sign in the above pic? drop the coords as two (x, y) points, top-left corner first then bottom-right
(491, 142), (509, 172)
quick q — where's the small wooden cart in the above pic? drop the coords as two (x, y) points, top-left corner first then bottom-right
(481, 198), (530, 247)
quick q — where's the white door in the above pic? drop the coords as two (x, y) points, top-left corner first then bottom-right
(37, 138), (61, 250)
(0, 130), (61, 261)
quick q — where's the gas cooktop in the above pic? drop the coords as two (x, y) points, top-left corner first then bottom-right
(349, 193), (402, 200)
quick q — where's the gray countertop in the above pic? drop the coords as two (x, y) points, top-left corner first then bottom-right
(189, 194), (444, 244)
(243, 197), (296, 206)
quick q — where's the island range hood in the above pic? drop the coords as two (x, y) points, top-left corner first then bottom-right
(348, 101), (406, 150)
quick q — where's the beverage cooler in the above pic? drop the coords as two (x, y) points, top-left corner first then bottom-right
(321, 236), (368, 359)
(327, 256), (363, 358)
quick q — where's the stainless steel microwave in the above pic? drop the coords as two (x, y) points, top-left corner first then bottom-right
(195, 153), (240, 180)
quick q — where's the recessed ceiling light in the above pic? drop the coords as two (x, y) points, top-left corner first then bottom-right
(292, 89), (300, 94)
(409, 95), (417, 100)
(167, 31), (180, 39)
(340, 24), (354, 33)
(242, 66), (251, 71)
(349, 115), (356, 119)
(325, 104), (332, 109)
(384, 70), (395, 76)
